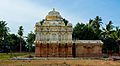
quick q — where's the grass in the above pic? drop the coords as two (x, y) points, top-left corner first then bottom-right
(0, 52), (30, 60)
(1, 53), (120, 66)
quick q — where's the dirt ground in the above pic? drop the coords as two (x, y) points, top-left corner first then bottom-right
(0, 59), (120, 66)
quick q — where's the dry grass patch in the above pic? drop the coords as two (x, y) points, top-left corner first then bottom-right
(0, 59), (120, 66)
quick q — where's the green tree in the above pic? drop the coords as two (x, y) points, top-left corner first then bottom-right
(102, 38), (119, 54)
(101, 21), (114, 39)
(101, 21), (119, 54)
(82, 23), (98, 40)
(91, 16), (102, 30)
(73, 16), (103, 40)
(6, 34), (21, 52)
(110, 27), (120, 53)
(110, 27), (120, 40)
(0, 20), (9, 52)
(26, 31), (35, 52)
(18, 26), (23, 52)
(73, 23), (85, 40)
(91, 16), (103, 39)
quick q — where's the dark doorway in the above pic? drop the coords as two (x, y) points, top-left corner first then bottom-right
(72, 43), (76, 58)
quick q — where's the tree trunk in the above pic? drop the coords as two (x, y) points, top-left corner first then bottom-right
(20, 37), (22, 52)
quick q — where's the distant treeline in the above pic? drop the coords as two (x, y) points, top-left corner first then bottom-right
(73, 16), (120, 54)
(0, 20), (35, 53)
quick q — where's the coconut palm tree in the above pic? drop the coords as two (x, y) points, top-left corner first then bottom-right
(110, 27), (120, 53)
(18, 26), (23, 52)
(101, 21), (120, 54)
(0, 20), (9, 52)
(110, 27), (120, 40)
(92, 16), (102, 30)
(90, 16), (103, 39)
(101, 21), (114, 39)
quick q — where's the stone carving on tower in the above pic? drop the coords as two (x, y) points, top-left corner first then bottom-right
(35, 8), (72, 44)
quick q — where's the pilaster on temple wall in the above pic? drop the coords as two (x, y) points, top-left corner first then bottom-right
(35, 43), (73, 57)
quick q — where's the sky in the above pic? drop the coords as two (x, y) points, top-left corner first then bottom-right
(0, 0), (120, 36)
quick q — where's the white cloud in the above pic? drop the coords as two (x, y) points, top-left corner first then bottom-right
(0, 0), (50, 35)
(0, 0), (88, 35)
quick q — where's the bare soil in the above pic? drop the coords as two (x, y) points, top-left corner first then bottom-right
(0, 59), (120, 66)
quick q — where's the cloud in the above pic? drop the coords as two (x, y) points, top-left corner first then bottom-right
(1, 0), (119, 35)
(0, 0), (81, 35)
(0, 0), (50, 35)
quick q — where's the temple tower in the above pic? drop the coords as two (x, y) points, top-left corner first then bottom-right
(35, 9), (73, 57)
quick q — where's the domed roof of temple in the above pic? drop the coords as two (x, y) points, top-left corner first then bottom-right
(48, 8), (60, 16)
(45, 8), (62, 20)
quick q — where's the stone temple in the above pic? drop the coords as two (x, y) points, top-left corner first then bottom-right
(35, 9), (103, 57)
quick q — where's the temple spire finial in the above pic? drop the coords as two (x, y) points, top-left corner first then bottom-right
(53, 8), (55, 11)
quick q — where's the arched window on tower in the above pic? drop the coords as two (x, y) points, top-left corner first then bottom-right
(47, 33), (50, 41)
(65, 33), (68, 40)
(58, 34), (61, 41)
(52, 33), (56, 41)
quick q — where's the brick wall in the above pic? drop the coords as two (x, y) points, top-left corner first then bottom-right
(35, 43), (102, 57)
(35, 43), (73, 57)
(76, 43), (102, 57)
